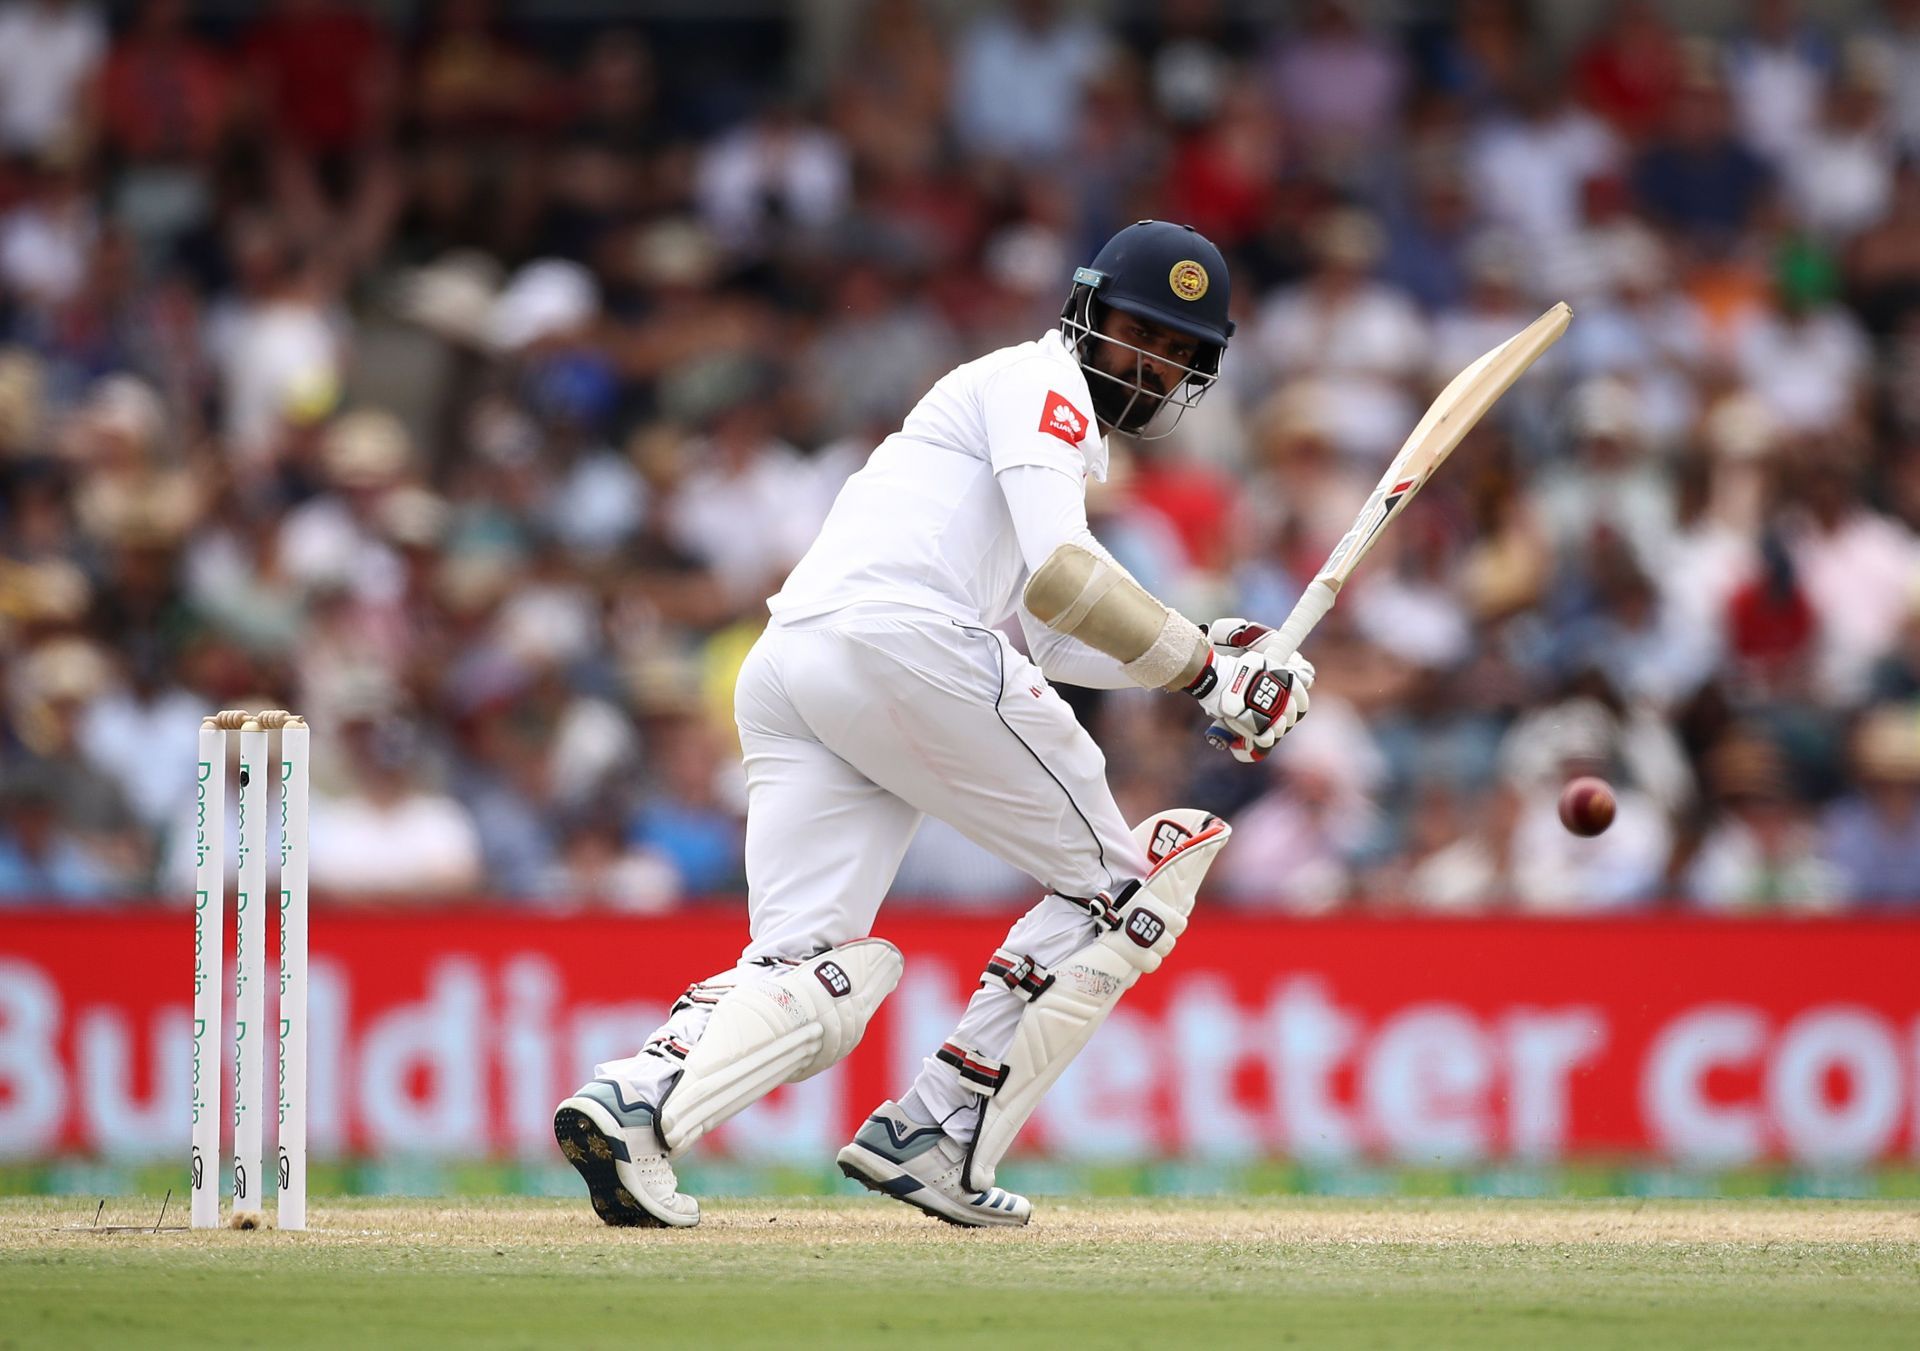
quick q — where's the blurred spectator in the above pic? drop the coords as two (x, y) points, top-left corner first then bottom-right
(1400, 781), (1522, 912)
(1559, 223), (1706, 446)
(1500, 677), (1694, 818)
(1, 2), (1918, 918)
(1427, 0), (1529, 112)
(1664, 399), (1771, 641)
(1631, 64), (1772, 246)
(2, 636), (144, 895)
(411, 0), (544, 138)
(1847, 161), (1920, 337)
(1723, 0), (1832, 164)
(950, 0), (1110, 162)
(205, 214), (343, 458)
(1249, 208), (1425, 460)
(0, 150), (98, 312)
(1783, 447), (1920, 702)
(96, 0), (231, 254)
(893, 817), (1031, 904)
(309, 713), (483, 898)
(1531, 377), (1673, 580)
(1779, 45), (1895, 241)
(0, 0), (104, 156)
(694, 98), (850, 259)
(77, 642), (201, 839)
(1868, 585), (1920, 702)
(1164, 74), (1285, 256)
(626, 715), (744, 896)
(1819, 705), (1920, 907)
(1379, 152), (1477, 312)
(0, 777), (119, 902)
(276, 408), (413, 603)
(1572, 1), (1686, 141)
(663, 363), (824, 609)
(802, 257), (957, 443)
(540, 810), (678, 912)
(1263, 0), (1406, 172)
(1559, 536), (1715, 709)
(1683, 733), (1841, 911)
(1510, 766), (1672, 913)
(1427, 236), (1534, 387)
(1723, 529), (1819, 706)
(1873, 0), (1920, 157)
(243, 0), (397, 160)
(1468, 75), (1619, 271)
(1213, 695), (1387, 910)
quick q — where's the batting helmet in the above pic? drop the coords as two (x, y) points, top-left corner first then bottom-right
(1061, 220), (1234, 439)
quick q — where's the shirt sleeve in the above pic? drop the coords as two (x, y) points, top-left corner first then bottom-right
(983, 358), (1098, 479)
(998, 462), (1134, 690)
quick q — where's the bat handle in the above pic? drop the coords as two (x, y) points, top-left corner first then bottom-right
(1203, 578), (1338, 750)
(1251, 577), (1338, 661)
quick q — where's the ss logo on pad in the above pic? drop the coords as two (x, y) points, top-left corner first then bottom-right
(1149, 820), (1190, 863)
(1125, 910), (1166, 948)
(814, 961), (852, 998)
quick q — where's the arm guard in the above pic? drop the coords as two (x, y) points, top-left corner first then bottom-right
(1022, 542), (1209, 690)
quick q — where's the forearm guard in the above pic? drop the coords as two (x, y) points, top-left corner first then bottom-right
(1022, 543), (1209, 690)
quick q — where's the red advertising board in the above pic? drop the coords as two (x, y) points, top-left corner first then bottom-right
(3, 909), (1918, 1167)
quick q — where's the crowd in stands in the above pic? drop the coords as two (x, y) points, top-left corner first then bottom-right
(5, 0), (1920, 914)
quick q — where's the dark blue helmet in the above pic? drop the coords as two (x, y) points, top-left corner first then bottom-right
(1061, 220), (1234, 439)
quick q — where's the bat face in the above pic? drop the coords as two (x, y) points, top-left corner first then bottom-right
(1319, 302), (1571, 592)
(1325, 476), (1418, 582)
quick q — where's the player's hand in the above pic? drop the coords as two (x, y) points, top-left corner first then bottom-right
(1182, 645), (1312, 763)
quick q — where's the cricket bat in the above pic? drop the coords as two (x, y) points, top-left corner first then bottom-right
(1207, 301), (1572, 748)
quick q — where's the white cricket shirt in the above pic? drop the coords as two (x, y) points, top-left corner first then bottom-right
(769, 329), (1108, 630)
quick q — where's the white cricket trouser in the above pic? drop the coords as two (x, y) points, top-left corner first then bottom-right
(596, 611), (1151, 1138)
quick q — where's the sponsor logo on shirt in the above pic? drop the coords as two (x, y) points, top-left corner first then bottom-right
(1039, 391), (1089, 446)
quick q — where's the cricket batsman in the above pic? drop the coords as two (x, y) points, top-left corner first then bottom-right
(555, 221), (1314, 1228)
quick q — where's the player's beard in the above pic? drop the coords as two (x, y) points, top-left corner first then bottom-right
(1084, 351), (1168, 435)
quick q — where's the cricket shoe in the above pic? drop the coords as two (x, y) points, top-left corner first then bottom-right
(836, 1101), (1031, 1228)
(553, 1079), (700, 1228)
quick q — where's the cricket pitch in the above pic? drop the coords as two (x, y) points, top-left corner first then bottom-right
(3, 1195), (1915, 1348)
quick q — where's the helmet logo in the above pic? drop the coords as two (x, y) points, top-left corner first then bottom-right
(1168, 260), (1209, 302)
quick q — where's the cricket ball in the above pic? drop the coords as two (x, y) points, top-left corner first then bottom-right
(1558, 776), (1616, 837)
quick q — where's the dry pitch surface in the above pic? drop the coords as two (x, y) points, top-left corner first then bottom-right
(3, 1195), (1916, 1349)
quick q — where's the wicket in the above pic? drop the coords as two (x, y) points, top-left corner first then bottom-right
(191, 709), (309, 1231)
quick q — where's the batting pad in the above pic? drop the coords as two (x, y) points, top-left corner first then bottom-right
(963, 808), (1229, 1189)
(657, 939), (903, 1154)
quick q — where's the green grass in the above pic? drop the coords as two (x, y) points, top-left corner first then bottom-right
(2, 1196), (1916, 1349)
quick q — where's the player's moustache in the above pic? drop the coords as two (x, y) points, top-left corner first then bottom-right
(1086, 364), (1168, 433)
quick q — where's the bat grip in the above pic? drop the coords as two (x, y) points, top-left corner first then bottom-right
(1253, 578), (1338, 661)
(1203, 578), (1338, 750)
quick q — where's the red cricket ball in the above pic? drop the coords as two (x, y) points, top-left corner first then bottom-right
(1558, 776), (1616, 837)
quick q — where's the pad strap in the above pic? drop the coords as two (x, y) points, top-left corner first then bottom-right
(983, 948), (1056, 1002)
(645, 1033), (692, 1061)
(937, 1041), (1009, 1098)
(1056, 888), (1128, 931)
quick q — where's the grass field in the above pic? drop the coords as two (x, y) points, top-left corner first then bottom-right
(3, 1196), (1916, 1349)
